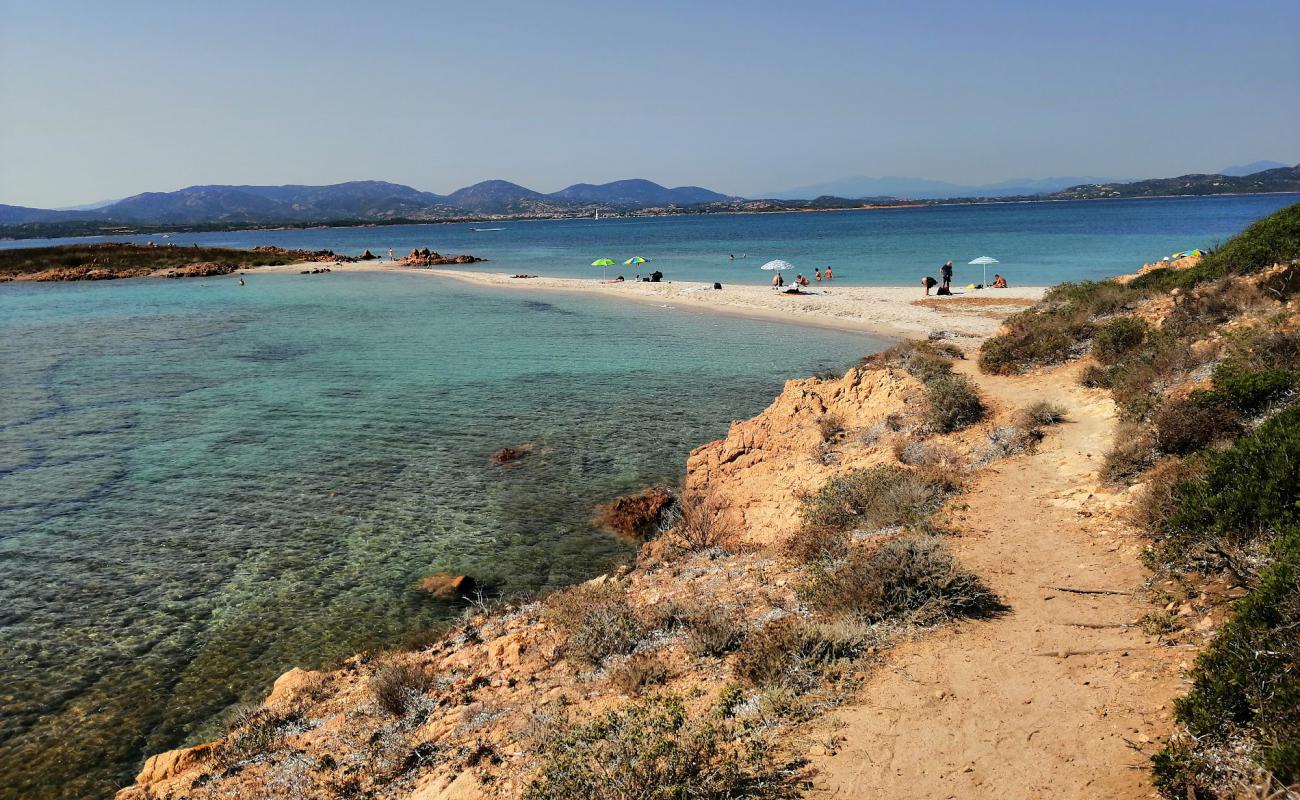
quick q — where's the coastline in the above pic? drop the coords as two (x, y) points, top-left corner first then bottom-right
(253, 261), (1046, 341)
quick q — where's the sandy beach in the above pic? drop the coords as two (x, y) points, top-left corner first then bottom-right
(255, 261), (1046, 341)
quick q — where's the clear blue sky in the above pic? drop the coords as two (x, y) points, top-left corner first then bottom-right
(1, 0), (1297, 207)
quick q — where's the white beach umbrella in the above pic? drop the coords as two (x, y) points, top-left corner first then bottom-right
(761, 259), (795, 287)
(969, 256), (999, 287)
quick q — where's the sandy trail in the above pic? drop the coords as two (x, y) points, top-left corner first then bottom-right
(812, 361), (1185, 799)
(254, 262), (1044, 341)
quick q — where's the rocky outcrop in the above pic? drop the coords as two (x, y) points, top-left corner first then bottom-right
(686, 365), (924, 545)
(159, 262), (238, 278)
(490, 446), (530, 465)
(398, 249), (486, 267)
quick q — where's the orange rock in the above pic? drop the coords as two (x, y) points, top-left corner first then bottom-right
(420, 573), (477, 599)
(597, 487), (676, 541)
(133, 741), (219, 786)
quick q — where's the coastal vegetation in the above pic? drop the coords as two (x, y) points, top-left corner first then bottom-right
(979, 202), (1300, 798)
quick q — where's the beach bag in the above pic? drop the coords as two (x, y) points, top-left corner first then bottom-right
(936, 286), (952, 296)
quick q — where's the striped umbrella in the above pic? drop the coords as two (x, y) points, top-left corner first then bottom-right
(624, 256), (649, 266)
(592, 258), (616, 280)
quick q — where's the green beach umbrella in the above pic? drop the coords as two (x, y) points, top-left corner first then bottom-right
(592, 258), (616, 281)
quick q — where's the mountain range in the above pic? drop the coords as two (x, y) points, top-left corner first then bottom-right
(0, 179), (735, 226)
(3, 164), (1297, 232)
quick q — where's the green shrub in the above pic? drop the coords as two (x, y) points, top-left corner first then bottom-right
(523, 694), (806, 800)
(924, 373), (986, 432)
(798, 466), (944, 534)
(1154, 531), (1300, 795)
(1091, 317), (1147, 365)
(797, 535), (1002, 624)
(1209, 369), (1299, 416)
(1167, 405), (1300, 546)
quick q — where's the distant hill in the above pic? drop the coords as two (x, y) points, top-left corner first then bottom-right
(1049, 165), (1300, 200)
(1220, 160), (1288, 176)
(551, 179), (732, 206)
(765, 175), (1119, 200)
(0, 177), (737, 228)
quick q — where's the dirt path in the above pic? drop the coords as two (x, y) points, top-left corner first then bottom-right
(811, 361), (1187, 799)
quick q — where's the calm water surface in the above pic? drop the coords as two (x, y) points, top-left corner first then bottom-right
(4, 193), (1296, 286)
(0, 272), (883, 799)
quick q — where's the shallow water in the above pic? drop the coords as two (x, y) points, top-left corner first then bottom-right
(4, 193), (1296, 286)
(0, 272), (883, 799)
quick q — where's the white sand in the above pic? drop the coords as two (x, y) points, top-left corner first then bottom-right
(255, 261), (1046, 341)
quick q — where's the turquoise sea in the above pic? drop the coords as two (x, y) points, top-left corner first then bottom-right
(5, 193), (1297, 286)
(1, 194), (1296, 799)
(0, 271), (883, 800)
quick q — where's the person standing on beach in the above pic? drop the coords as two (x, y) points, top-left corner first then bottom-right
(941, 260), (953, 291)
(388, 248), (394, 262)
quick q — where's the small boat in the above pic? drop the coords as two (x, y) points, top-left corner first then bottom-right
(472, 227), (504, 232)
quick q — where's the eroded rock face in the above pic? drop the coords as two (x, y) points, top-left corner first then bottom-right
(597, 487), (676, 541)
(686, 366), (922, 546)
(419, 573), (478, 600)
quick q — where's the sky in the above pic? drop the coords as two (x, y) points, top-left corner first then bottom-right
(1, 0), (1298, 207)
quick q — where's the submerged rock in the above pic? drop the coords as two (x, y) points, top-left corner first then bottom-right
(491, 446), (530, 465)
(598, 487), (677, 541)
(420, 573), (478, 600)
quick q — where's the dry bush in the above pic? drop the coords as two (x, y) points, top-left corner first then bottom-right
(639, 599), (691, 634)
(606, 653), (670, 696)
(218, 706), (305, 767)
(896, 442), (967, 492)
(799, 465), (945, 535)
(663, 492), (736, 553)
(369, 660), (435, 717)
(782, 524), (851, 566)
(976, 425), (1044, 463)
(1079, 363), (1110, 388)
(815, 413), (845, 442)
(798, 535), (1002, 625)
(683, 606), (746, 658)
(1100, 422), (1158, 484)
(1152, 395), (1239, 455)
(924, 373), (987, 432)
(732, 617), (864, 691)
(1129, 457), (1206, 535)
(545, 582), (646, 667)
(1018, 400), (1067, 427)
(522, 694), (806, 800)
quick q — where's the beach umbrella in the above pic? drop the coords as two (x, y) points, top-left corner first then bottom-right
(624, 256), (649, 266)
(592, 258), (616, 280)
(761, 259), (795, 287)
(968, 256), (999, 287)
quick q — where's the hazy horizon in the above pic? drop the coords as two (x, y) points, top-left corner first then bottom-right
(2, 0), (1298, 208)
